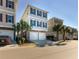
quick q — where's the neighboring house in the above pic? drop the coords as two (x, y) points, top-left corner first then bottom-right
(66, 27), (78, 40)
(47, 17), (63, 40)
(0, 0), (18, 44)
(21, 5), (48, 41)
(48, 17), (63, 32)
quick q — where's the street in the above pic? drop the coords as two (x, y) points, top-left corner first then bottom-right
(0, 40), (78, 59)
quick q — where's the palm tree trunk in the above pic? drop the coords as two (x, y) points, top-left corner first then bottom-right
(72, 33), (73, 40)
(57, 31), (59, 41)
(25, 31), (27, 42)
(21, 30), (23, 37)
(21, 30), (23, 44)
(14, 30), (16, 43)
(63, 31), (65, 41)
(17, 32), (19, 44)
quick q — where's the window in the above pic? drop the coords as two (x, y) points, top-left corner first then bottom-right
(0, 13), (2, 22)
(43, 12), (47, 18)
(6, 15), (14, 23)
(30, 20), (36, 26)
(37, 21), (40, 27)
(43, 22), (47, 28)
(0, 0), (2, 6)
(40, 22), (42, 27)
(45, 23), (47, 28)
(6, 0), (14, 9)
(37, 21), (42, 27)
(37, 10), (42, 16)
(30, 8), (36, 15)
(43, 22), (44, 27)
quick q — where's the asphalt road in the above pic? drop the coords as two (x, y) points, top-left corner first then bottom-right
(0, 40), (78, 59)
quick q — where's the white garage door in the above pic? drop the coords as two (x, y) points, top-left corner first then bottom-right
(30, 32), (46, 40)
(39, 33), (46, 40)
(0, 30), (14, 40)
(30, 32), (38, 40)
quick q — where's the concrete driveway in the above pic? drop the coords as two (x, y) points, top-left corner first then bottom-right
(0, 40), (78, 59)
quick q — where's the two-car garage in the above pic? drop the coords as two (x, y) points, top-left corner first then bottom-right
(29, 31), (46, 41)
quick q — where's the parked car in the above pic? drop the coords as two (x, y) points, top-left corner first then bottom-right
(0, 36), (11, 46)
(0, 39), (5, 45)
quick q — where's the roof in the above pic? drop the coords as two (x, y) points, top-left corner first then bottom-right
(27, 5), (48, 13)
(49, 17), (63, 22)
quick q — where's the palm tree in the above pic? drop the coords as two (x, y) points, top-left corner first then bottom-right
(20, 20), (25, 38)
(61, 25), (70, 41)
(53, 24), (62, 41)
(13, 20), (31, 44)
(19, 20), (31, 42)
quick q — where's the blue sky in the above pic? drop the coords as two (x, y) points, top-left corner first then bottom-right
(16, 0), (78, 28)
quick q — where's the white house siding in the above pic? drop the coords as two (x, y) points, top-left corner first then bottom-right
(0, 30), (14, 40)
(29, 15), (48, 31)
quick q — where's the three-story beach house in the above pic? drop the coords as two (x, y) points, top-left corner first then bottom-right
(0, 0), (18, 44)
(22, 5), (48, 41)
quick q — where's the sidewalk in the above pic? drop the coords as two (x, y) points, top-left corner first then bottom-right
(0, 40), (73, 50)
(0, 43), (36, 50)
(0, 44), (19, 50)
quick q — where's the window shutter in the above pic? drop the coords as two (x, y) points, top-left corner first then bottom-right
(12, 16), (14, 23)
(12, 1), (14, 9)
(0, 14), (2, 22)
(30, 20), (32, 26)
(6, 15), (8, 22)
